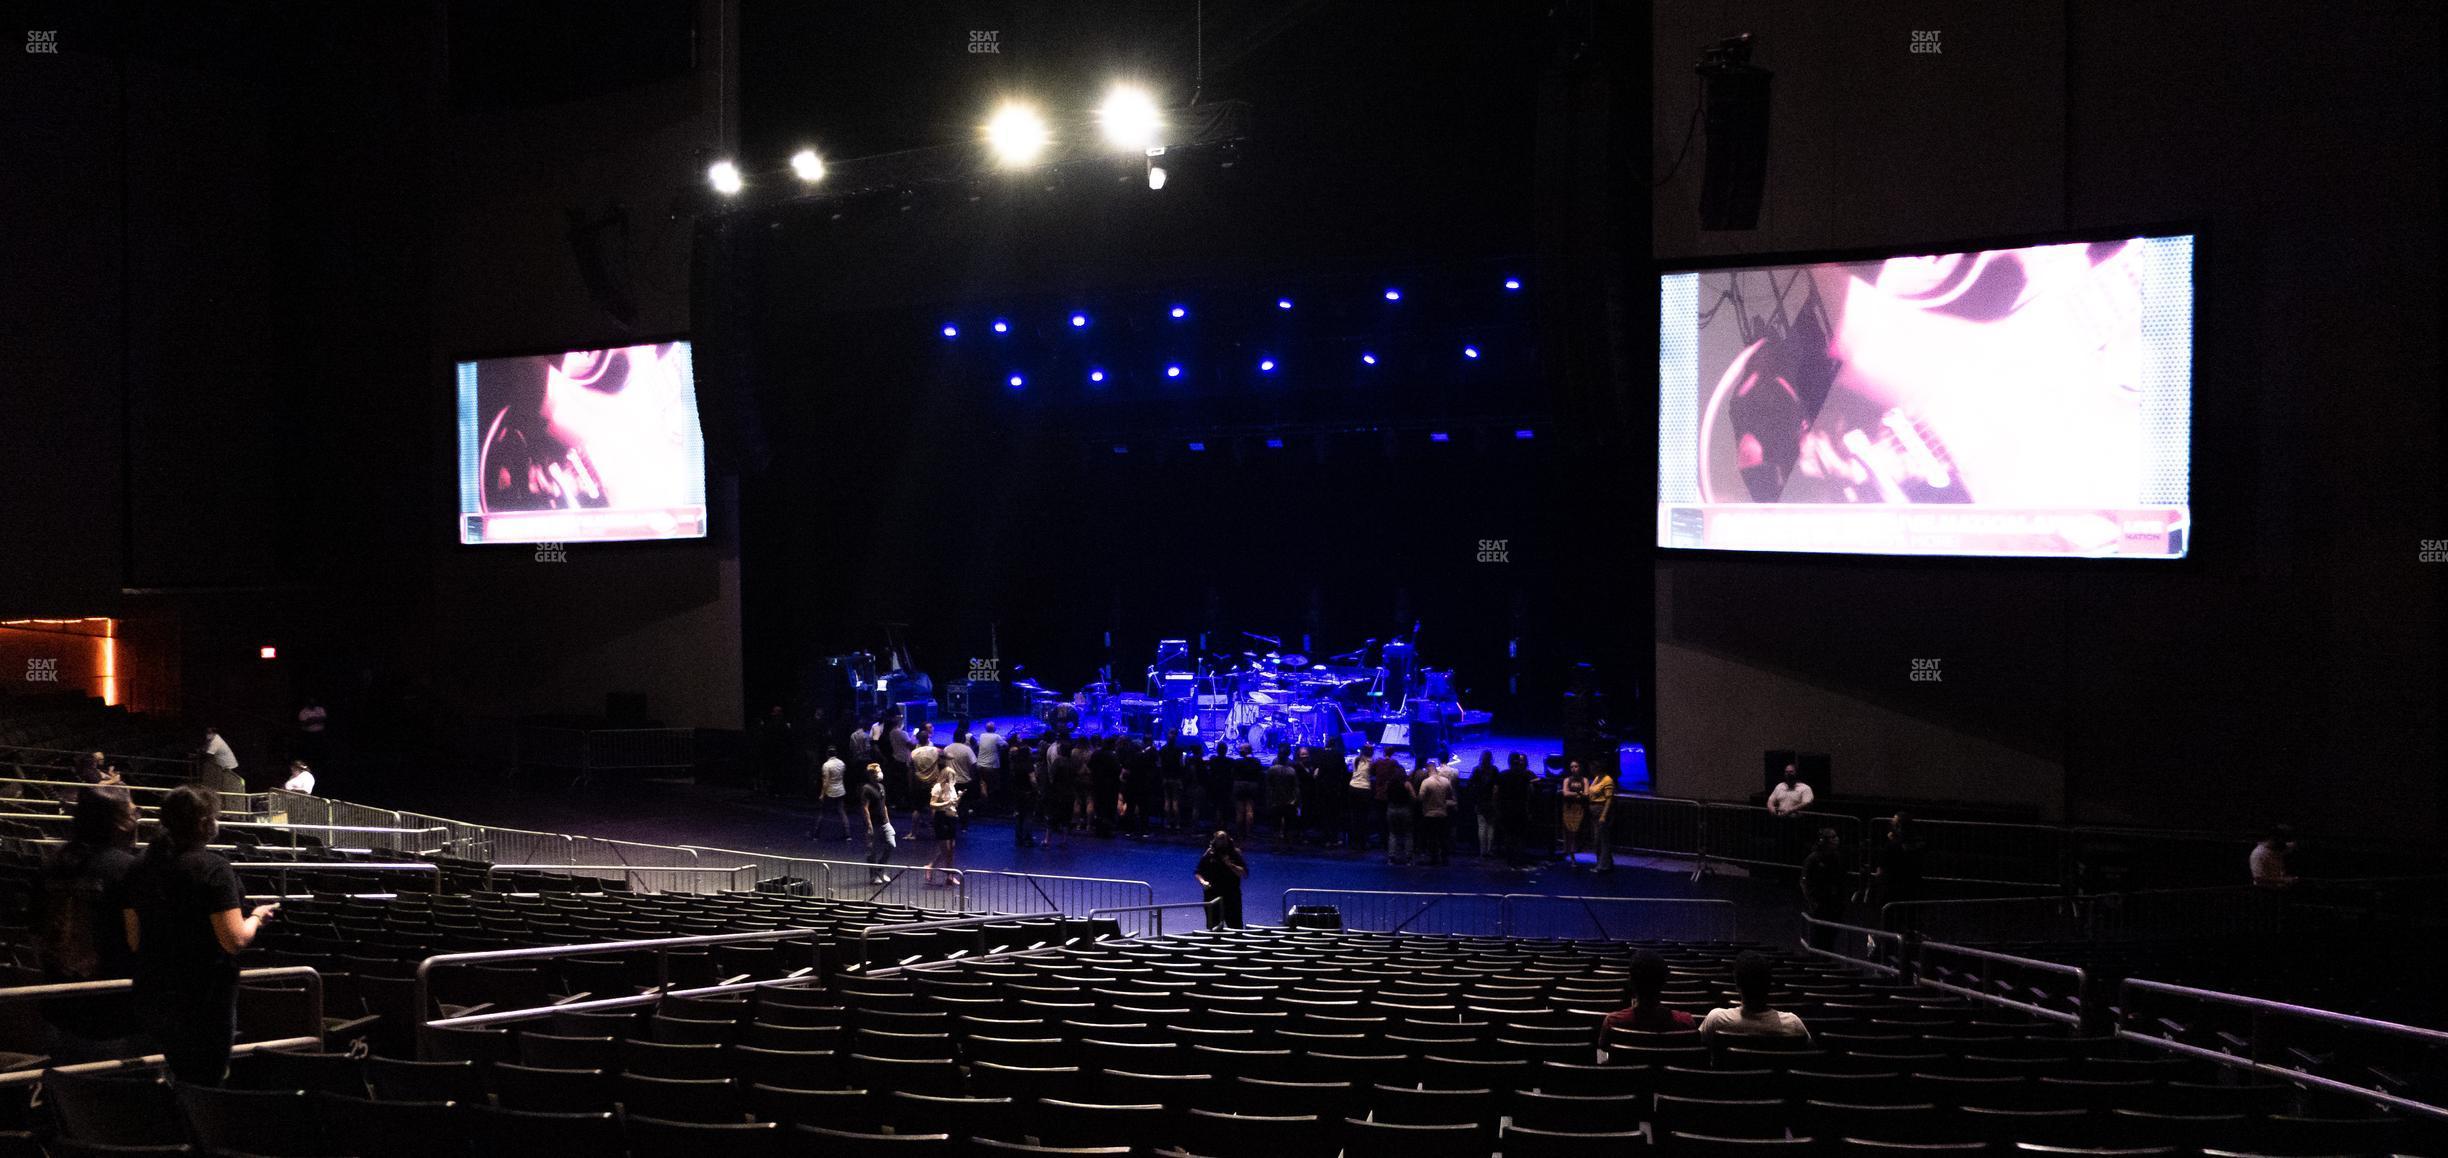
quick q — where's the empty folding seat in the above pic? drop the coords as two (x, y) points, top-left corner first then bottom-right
(1659, 1064), (1778, 1101)
(792, 1124), (954, 1155)
(747, 1082), (879, 1131)
(1337, 1118), (1485, 1158)
(616, 1073), (743, 1123)
(364, 1056), (485, 1104)
(466, 1106), (623, 1158)
(1913, 1073), (2036, 1112)
(1805, 1100), (1947, 1145)
(1032, 1099), (1171, 1151)
(1660, 1133), (1821, 1157)
(1507, 1090), (1644, 1133)
(1949, 1106), (2094, 1146)
(487, 1063), (615, 1113)
(174, 1086), (322, 1158)
(622, 1039), (731, 1080)
(2257, 1113), (2412, 1155)
(846, 1053), (964, 1096)
(307, 1092), (466, 1158)
(1654, 1094), (1792, 1140)
(969, 1062), (1085, 1104)
(880, 1091), (1020, 1145)
(517, 1031), (619, 1070)
(1499, 1124), (1647, 1158)
(228, 1048), (365, 1096)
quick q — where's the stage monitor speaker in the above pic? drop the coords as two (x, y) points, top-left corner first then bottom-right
(1697, 61), (1772, 230)
(1763, 750), (1831, 798)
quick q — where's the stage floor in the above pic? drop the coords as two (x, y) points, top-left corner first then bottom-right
(376, 770), (1798, 937)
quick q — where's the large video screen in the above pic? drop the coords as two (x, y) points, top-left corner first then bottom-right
(455, 342), (708, 544)
(1659, 233), (2192, 558)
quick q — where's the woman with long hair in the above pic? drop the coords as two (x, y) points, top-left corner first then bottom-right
(37, 786), (141, 1060)
(1559, 760), (1591, 865)
(128, 784), (277, 1084)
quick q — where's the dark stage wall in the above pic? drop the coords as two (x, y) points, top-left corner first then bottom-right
(1648, 1), (2444, 835)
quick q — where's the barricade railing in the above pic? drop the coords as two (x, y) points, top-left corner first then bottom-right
(678, 845), (834, 899)
(414, 928), (830, 1054)
(0, 966), (325, 1083)
(480, 863), (757, 894)
(1281, 889), (1509, 936)
(227, 861), (442, 896)
(1870, 816), (2069, 888)
(1610, 794), (1706, 859)
(1882, 884), (2290, 944)
(1698, 803), (1865, 876)
(2116, 977), (2448, 1123)
(1916, 939), (2089, 1026)
(0, 775), (266, 811)
(1088, 900), (1217, 939)
(264, 791), (408, 840)
(0, 745), (198, 779)
(960, 870), (1158, 931)
(812, 859), (966, 910)
(1501, 894), (1740, 942)
(0, 811), (451, 853)
(1797, 914), (1908, 977)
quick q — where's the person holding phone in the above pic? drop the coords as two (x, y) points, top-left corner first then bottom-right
(127, 785), (276, 1084)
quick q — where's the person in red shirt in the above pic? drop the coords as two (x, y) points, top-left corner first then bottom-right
(1601, 950), (1696, 1045)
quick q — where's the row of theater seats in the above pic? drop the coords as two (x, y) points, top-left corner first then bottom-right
(19, 928), (2430, 1157)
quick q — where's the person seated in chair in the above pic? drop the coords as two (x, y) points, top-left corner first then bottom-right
(1601, 949), (1696, 1044)
(1697, 951), (1811, 1042)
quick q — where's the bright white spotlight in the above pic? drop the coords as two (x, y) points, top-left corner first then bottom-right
(789, 149), (826, 183)
(1146, 163), (1168, 191)
(707, 160), (743, 195)
(985, 101), (1050, 167)
(1098, 84), (1163, 151)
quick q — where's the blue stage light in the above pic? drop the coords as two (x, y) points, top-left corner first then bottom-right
(1514, 428), (1535, 440)
(1007, 374), (1024, 388)
(1112, 445), (1129, 455)
(1463, 345), (1481, 359)
(1504, 277), (1522, 291)
(1188, 441), (1206, 452)
(1361, 352), (1378, 366)
(1070, 313), (1088, 328)
(1383, 288), (1402, 301)
(1089, 368), (1106, 383)
(1276, 298), (1293, 310)
(992, 319), (1010, 333)
(1430, 431), (1450, 443)
(1265, 438), (1284, 449)
(1169, 305), (1187, 319)
(941, 324), (959, 338)
(1165, 364), (1182, 378)
(1259, 358), (1276, 373)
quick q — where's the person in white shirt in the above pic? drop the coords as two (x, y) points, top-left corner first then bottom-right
(1698, 952), (1811, 1042)
(908, 725), (942, 828)
(198, 727), (240, 789)
(281, 760), (316, 795)
(1766, 765), (1815, 816)
(817, 747), (849, 841)
(974, 722), (1006, 814)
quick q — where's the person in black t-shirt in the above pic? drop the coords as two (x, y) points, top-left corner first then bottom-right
(127, 784), (277, 1085)
(1195, 832), (1248, 929)
(37, 786), (141, 1058)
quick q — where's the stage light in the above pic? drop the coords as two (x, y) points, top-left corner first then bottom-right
(1112, 444), (1129, 454)
(985, 101), (1050, 167)
(259, 645), (278, 660)
(1146, 163), (1167, 190)
(992, 319), (1010, 333)
(1383, 288), (1402, 301)
(1276, 298), (1294, 310)
(707, 160), (743, 195)
(1089, 368), (1106, 383)
(1070, 313), (1088, 328)
(1430, 431), (1451, 443)
(1504, 277), (1522, 291)
(1188, 441), (1207, 452)
(1098, 84), (1164, 151)
(789, 149), (826, 183)
(1514, 428), (1535, 440)
(1463, 345), (1481, 359)
(1169, 305), (1187, 319)
(1259, 358), (1276, 373)
(1266, 438), (1285, 449)
(1007, 374), (1026, 389)
(1165, 364), (1182, 379)
(941, 324), (959, 339)
(1361, 352), (1378, 365)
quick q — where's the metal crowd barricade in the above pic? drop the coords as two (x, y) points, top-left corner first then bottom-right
(1697, 803), (1863, 876)
(959, 870), (1157, 928)
(2116, 978), (2448, 1122)
(678, 844), (834, 898)
(1871, 816), (2071, 889)
(1280, 888), (1509, 936)
(1882, 884), (2290, 944)
(1087, 900), (1217, 938)
(1610, 794), (1706, 859)
(0, 775), (266, 813)
(480, 863), (758, 893)
(0, 812), (450, 854)
(1797, 913), (1909, 976)
(1501, 894), (1740, 942)
(0, 966), (326, 1083)
(227, 861), (442, 896)
(1916, 939), (2089, 1026)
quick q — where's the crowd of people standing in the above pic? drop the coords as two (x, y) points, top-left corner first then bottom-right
(800, 710), (1622, 873)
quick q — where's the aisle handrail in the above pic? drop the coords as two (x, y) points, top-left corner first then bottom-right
(2115, 977), (2448, 1122)
(1085, 899), (1217, 938)
(226, 861), (442, 895)
(0, 966), (326, 1085)
(414, 927), (832, 1052)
